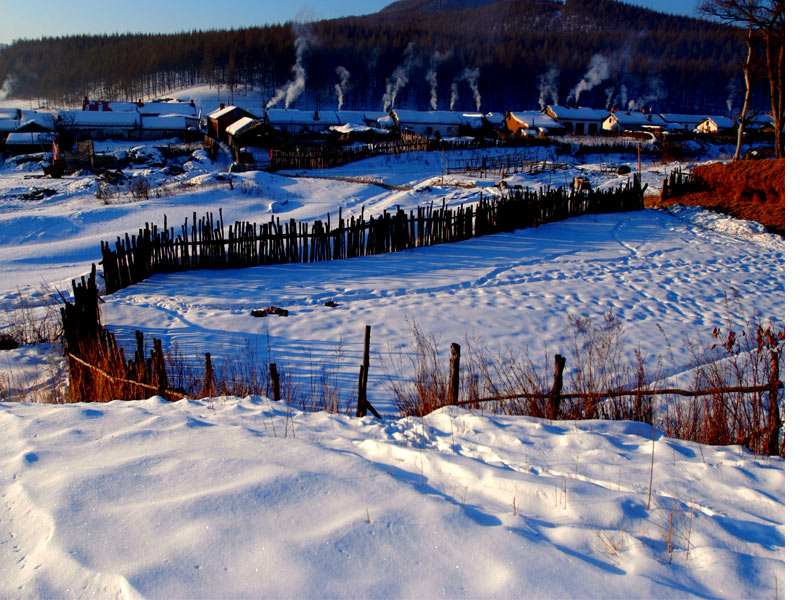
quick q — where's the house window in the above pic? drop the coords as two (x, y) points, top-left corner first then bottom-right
(575, 123), (585, 135)
(588, 123), (597, 135)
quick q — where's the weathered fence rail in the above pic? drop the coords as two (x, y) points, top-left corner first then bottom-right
(661, 166), (700, 200)
(101, 177), (645, 294)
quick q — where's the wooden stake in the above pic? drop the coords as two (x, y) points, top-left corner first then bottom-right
(269, 362), (280, 402)
(549, 354), (566, 420)
(448, 343), (461, 405)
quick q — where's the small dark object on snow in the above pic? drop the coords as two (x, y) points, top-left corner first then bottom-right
(19, 188), (58, 201)
(0, 333), (19, 350)
(617, 165), (632, 175)
(324, 300), (339, 308)
(97, 169), (125, 185)
(251, 306), (289, 318)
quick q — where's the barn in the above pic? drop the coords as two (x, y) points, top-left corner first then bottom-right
(543, 105), (608, 135)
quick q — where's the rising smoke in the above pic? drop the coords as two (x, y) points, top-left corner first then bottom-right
(0, 75), (14, 101)
(537, 65), (560, 109)
(334, 66), (350, 111)
(449, 67), (481, 111)
(627, 74), (665, 111)
(267, 27), (311, 109)
(425, 50), (452, 110)
(383, 43), (416, 112)
(567, 54), (610, 105)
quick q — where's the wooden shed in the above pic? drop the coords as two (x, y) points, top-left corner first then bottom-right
(206, 105), (255, 141)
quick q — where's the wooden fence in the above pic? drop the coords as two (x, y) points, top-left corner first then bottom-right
(100, 176), (646, 294)
(446, 154), (568, 178)
(660, 166), (699, 200)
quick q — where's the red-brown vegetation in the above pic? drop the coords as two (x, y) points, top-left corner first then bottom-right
(656, 159), (785, 236)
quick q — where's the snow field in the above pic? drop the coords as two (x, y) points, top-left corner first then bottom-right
(0, 397), (785, 598)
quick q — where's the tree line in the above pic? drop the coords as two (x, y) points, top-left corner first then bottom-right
(0, 0), (770, 115)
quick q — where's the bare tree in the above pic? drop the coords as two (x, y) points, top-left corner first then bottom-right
(699, 0), (784, 158)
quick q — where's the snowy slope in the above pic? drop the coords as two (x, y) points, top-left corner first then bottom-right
(0, 397), (785, 598)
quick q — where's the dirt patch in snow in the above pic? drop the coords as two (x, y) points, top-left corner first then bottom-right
(652, 159), (784, 236)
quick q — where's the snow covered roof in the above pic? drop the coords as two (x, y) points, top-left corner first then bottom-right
(750, 114), (775, 125)
(362, 111), (389, 122)
(659, 113), (706, 126)
(607, 111), (668, 127)
(459, 113), (484, 129)
(141, 116), (188, 131)
(226, 116), (262, 136)
(20, 111), (56, 130)
(336, 111), (368, 126)
(4, 131), (55, 145)
(207, 105), (239, 120)
(700, 116), (735, 129)
(546, 105), (608, 121)
(508, 111), (561, 130)
(0, 119), (19, 132)
(139, 102), (198, 117)
(484, 112), (505, 125)
(391, 110), (463, 125)
(0, 108), (21, 120)
(267, 110), (340, 127)
(376, 116), (394, 128)
(58, 110), (140, 127)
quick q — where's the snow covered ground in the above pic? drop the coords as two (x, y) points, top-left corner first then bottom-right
(0, 103), (785, 596)
(0, 397), (785, 598)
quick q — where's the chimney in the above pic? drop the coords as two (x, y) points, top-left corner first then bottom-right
(220, 104), (225, 110)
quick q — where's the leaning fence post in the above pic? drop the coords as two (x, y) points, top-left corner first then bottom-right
(767, 350), (782, 455)
(448, 343), (461, 405)
(269, 362), (280, 402)
(549, 354), (566, 420)
(356, 325), (371, 417)
(356, 326), (382, 419)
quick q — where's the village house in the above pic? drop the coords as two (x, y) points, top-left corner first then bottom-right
(659, 113), (706, 132)
(266, 109), (340, 135)
(226, 116), (267, 151)
(0, 118), (19, 144)
(602, 110), (668, 134)
(695, 116), (735, 134)
(543, 105), (608, 135)
(206, 105), (255, 141)
(389, 110), (463, 137)
(57, 110), (141, 140)
(503, 111), (564, 136)
(141, 115), (191, 141)
(3, 131), (56, 156)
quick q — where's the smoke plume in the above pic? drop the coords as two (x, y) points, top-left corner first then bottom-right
(267, 27), (310, 109)
(383, 43), (416, 112)
(0, 75), (14, 101)
(334, 66), (350, 111)
(537, 65), (560, 109)
(567, 54), (610, 104)
(627, 74), (666, 111)
(425, 50), (452, 110)
(450, 67), (481, 111)
(726, 77), (739, 115)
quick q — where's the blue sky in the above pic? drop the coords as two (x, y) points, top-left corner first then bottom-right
(0, 1), (703, 45)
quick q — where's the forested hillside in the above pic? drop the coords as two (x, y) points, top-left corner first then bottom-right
(0, 0), (760, 114)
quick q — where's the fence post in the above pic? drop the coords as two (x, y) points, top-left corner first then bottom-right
(549, 354), (566, 420)
(767, 350), (782, 455)
(356, 325), (371, 417)
(203, 353), (215, 398)
(448, 343), (461, 405)
(269, 362), (280, 402)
